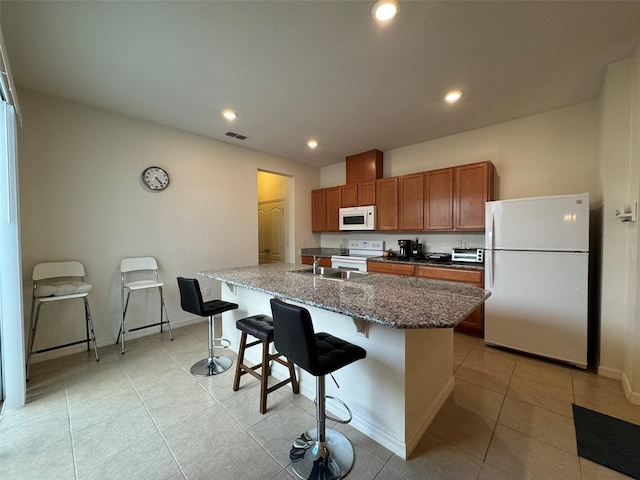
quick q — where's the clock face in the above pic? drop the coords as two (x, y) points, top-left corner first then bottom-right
(141, 166), (170, 191)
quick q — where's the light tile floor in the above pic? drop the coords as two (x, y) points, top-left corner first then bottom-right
(1, 325), (639, 480)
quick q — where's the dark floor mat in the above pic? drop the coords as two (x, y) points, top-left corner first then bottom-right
(573, 404), (640, 479)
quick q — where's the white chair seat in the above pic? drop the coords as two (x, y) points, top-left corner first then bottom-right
(124, 280), (164, 291)
(35, 280), (93, 298)
(27, 261), (99, 379)
(118, 256), (172, 353)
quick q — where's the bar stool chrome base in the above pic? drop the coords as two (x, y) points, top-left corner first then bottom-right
(289, 428), (354, 480)
(190, 355), (233, 376)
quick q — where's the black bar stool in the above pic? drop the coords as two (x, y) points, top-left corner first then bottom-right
(270, 298), (366, 480)
(177, 277), (238, 376)
(232, 314), (299, 413)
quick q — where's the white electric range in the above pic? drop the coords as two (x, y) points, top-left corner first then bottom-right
(330, 239), (385, 272)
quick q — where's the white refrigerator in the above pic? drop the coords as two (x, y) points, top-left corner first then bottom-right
(484, 193), (589, 368)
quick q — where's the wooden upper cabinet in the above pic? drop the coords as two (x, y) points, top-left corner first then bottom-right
(325, 186), (342, 232)
(359, 181), (376, 206)
(399, 173), (424, 231)
(341, 184), (358, 208)
(312, 159), (494, 233)
(346, 150), (383, 184)
(376, 177), (399, 231)
(424, 167), (454, 230)
(454, 161), (495, 230)
(311, 189), (326, 232)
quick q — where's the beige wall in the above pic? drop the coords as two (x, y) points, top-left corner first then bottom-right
(630, 46), (640, 401)
(18, 90), (319, 353)
(320, 101), (599, 256)
(598, 59), (637, 382)
(598, 53), (640, 401)
(322, 101), (599, 202)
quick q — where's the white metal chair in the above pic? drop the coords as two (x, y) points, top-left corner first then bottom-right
(117, 256), (172, 354)
(27, 261), (99, 380)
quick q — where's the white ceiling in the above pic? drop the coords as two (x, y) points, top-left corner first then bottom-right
(2, 1), (640, 168)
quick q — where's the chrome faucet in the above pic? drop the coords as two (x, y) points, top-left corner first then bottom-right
(312, 256), (320, 275)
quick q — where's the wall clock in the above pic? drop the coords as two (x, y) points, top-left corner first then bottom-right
(141, 166), (170, 191)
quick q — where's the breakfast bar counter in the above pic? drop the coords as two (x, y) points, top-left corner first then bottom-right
(198, 263), (489, 459)
(198, 262), (487, 329)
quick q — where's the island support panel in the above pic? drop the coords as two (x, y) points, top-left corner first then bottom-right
(218, 282), (454, 459)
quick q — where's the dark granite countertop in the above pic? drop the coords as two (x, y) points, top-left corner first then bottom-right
(199, 263), (489, 329)
(300, 247), (344, 258)
(301, 250), (484, 271)
(369, 256), (484, 271)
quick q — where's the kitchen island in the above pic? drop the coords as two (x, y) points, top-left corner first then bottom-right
(198, 263), (489, 459)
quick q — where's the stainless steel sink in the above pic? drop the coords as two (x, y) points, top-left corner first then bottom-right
(294, 266), (332, 275)
(293, 268), (368, 281)
(326, 270), (368, 280)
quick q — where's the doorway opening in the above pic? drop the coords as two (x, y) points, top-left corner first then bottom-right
(257, 171), (292, 264)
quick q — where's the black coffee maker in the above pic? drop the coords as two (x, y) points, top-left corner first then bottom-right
(412, 238), (424, 259)
(398, 239), (413, 259)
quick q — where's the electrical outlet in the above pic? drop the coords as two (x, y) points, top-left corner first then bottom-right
(204, 286), (212, 297)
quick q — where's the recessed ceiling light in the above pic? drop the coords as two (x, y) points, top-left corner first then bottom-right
(222, 109), (237, 120)
(307, 140), (318, 149)
(372, 0), (399, 21)
(444, 90), (463, 104)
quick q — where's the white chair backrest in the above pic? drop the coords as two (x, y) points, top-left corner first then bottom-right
(33, 261), (86, 281)
(121, 256), (159, 273)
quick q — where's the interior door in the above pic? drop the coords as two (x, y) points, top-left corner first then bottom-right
(258, 200), (285, 264)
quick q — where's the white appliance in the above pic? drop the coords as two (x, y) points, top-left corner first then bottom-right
(331, 239), (385, 271)
(484, 193), (590, 368)
(339, 205), (376, 231)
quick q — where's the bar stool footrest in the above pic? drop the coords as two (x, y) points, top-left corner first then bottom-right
(211, 337), (231, 350)
(314, 395), (353, 424)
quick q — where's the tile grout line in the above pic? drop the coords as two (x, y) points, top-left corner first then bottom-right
(64, 375), (80, 480)
(120, 353), (190, 479)
(476, 354), (518, 479)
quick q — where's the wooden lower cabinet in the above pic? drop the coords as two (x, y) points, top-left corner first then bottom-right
(415, 265), (484, 336)
(367, 261), (484, 336)
(301, 256), (332, 267)
(367, 261), (415, 276)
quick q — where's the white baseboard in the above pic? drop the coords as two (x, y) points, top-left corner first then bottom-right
(404, 376), (455, 459)
(595, 366), (640, 406)
(29, 316), (204, 364)
(597, 365), (622, 380)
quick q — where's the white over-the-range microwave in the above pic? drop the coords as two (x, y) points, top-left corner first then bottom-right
(339, 205), (376, 231)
